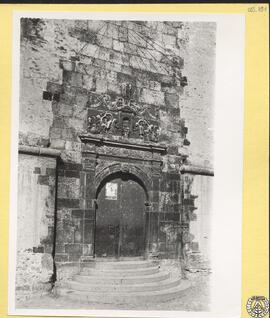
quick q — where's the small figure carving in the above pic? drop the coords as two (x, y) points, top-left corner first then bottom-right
(103, 94), (111, 104)
(122, 117), (131, 138)
(116, 97), (124, 108)
(88, 115), (92, 127)
(151, 126), (160, 142)
(87, 112), (116, 135)
(110, 118), (117, 133)
(135, 119), (147, 138)
(135, 119), (160, 142)
(88, 115), (99, 134)
(129, 100), (142, 114)
(144, 123), (153, 141)
(145, 123), (154, 134)
(99, 113), (109, 131)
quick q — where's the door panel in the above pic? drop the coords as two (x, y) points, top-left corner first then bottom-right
(120, 179), (145, 256)
(95, 174), (146, 258)
(95, 178), (121, 257)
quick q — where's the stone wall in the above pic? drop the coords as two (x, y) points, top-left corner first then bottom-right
(17, 18), (215, 283)
(179, 22), (216, 167)
(189, 174), (213, 261)
(16, 154), (56, 301)
(19, 18), (215, 165)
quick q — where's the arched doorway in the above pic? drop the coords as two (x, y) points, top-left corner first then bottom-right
(95, 172), (147, 258)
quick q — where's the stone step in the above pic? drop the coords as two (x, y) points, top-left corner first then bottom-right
(80, 266), (159, 277)
(91, 256), (145, 261)
(57, 280), (191, 304)
(82, 260), (156, 270)
(62, 277), (181, 292)
(74, 271), (170, 285)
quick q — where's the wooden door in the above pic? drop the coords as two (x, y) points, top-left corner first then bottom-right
(95, 173), (146, 258)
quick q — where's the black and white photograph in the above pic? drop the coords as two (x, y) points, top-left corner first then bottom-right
(8, 12), (245, 318)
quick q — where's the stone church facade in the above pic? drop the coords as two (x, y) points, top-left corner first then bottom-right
(16, 18), (215, 299)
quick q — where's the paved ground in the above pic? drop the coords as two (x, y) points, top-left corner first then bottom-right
(17, 271), (210, 312)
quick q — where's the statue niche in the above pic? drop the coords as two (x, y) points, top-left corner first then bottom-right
(122, 116), (131, 138)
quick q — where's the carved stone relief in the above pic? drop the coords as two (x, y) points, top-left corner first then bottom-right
(86, 83), (161, 143)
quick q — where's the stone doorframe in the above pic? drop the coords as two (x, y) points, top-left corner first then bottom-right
(94, 168), (150, 258)
(79, 135), (167, 257)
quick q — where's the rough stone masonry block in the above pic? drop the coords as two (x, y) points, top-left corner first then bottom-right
(63, 71), (83, 87)
(162, 34), (177, 48)
(113, 39), (124, 52)
(118, 26), (128, 42)
(106, 61), (122, 73)
(82, 74), (95, 91)
(88, 20), (105, 33)
(83, 43), (106, 60)
(97, 34), (113, 49)
(58, 198), (80, 209)
(52, 116), (69, 129)
(65, 243), (83, 254)
(16, 251), (53, 301)
(129, 55), (148, 72)
(69, 117), (85, 132)
(53, 102), (74, 117)
(46, 82), (63, 95)
(59, 59), (75, 72)
(139, 88), (165, 107)
(165, 92), (179, 109)
(50, 139), (66, 150)
(128, 31), (147, 47)
(110, 51), (129, 66)
(95, 78), (108, 93)
(149, 81), (161, 91)
(75, 20), (88, 30)
(58, 176), (80, 199)
(107, 70), (118, 82)
(65, 140), (82, 152)
(33, 167), (41, 174)
(60, 128), (77, 141)
(107, 81), (121, 95)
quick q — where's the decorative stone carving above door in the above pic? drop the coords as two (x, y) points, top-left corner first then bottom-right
(86, 83), (160, 143)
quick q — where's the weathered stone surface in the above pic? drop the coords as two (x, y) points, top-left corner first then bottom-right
(139, 88), (165, 106)
(63, 70), (83, 87)
(18, 19), (215, 286)
(16, 251), (53, 302)
(65, 243), (83, 254)
(82, 74), (95, 91)
(59, 59), (75, 71)
(165, 92), (179, 109)
(58, 177), (80, 199)
(178, 22), (216, 165)
(55, 263), (80, 283)
(58, 198), (80, 208)
(17, 155), (56, 254)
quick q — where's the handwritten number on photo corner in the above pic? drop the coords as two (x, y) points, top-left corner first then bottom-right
(248, 6), (268, 13)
